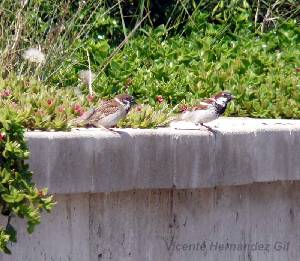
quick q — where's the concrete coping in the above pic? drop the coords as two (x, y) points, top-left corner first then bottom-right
(26, 117), (300, 194)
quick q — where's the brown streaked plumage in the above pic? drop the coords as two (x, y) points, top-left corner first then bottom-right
(181, 103), (209, 112)
(201, 98), (216, 104)
(72, 94), (135, 129)
(172, 91), (235, 130)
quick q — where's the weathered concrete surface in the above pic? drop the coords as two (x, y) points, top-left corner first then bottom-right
(1, 118), (300, 261)
(2, 181), (300, 261)
(25, 118), (300, 194)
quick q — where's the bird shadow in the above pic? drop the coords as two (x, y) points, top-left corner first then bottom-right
(202, 125), (222, 136)
(72, 127), (122, 135)
(173, 126), (222, 136)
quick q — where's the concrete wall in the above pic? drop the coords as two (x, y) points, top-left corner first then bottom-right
(1, 118), (300, 261)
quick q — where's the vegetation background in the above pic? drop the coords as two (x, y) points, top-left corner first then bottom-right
(0, 0), (300, 129)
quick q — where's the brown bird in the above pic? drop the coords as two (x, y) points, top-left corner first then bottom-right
(73, 94), (135, 129)
(179, 91), (235, 124)
(170, 91), (235, 131)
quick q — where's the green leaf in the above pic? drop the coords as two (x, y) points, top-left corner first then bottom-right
(1, 193), (24, 203)
(5, 224), (17, 243)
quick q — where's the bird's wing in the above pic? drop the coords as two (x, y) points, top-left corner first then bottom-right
(201, 98), (215, 105)
(187, 104), (210, 111)
(85, 101), (121, 124)
(70, 108), (96, 127)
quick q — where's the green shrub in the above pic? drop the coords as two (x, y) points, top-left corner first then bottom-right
(97, 19), (300, 119)
(0, 73), (95, 131)
(0, 109), (55, 254)
(2, 19), (300, 126)
(118, 102), (175, 128)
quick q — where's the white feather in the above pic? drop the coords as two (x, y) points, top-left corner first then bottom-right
(180, 106), (218, 124)
(98, 108), (126, 128)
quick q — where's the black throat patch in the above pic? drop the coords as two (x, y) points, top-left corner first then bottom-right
(215, 103), (227, 115)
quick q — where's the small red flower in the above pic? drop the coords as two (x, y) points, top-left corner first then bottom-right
(156, 95), (164, 103)
(47, 99), (54, 106)
(179, 104), (188, 112)
(0, 133), (6, 142)
(11, 102), (18, 108)
(135, 105), (142, 112)
(0, 89), (12, 97)
(38, 190), (45, 197)
(36, 109), (45, 116)
(125, 78), (133, 88)
(74, 104), (81, 111)
(87, 95), (95, 102)
(73, 104), (84, 116)
(58, 106), (65, 113)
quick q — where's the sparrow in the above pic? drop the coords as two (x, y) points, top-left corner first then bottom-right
(172, 91), (235, 129)
(73, 94), (135, 129)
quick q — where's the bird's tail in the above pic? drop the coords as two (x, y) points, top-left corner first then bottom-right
(69, 108), (96, 128)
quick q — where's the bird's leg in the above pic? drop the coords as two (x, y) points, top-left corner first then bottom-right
(93, 123), (120, 133)
(93, 123), (112, 131)
(107, 128), (119, 133)
(199, 123), (217, 134)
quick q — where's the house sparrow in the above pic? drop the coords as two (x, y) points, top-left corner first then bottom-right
(73, 94), (135, 129)
(172, 91), (235, 129)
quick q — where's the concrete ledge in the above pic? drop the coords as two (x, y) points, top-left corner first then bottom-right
(2, 117), (300, 261)
(26, 118), (300, 194)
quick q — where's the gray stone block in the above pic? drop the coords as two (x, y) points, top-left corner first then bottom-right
(1, 118), (300, 260)
(2, 182), (299, 261)
(25, 118), (300, 193)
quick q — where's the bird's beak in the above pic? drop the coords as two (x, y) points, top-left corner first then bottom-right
(231, 95), (235, 100)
